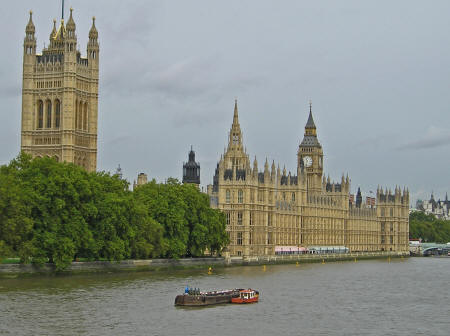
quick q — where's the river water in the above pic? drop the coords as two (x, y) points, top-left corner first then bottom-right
(0, 257), (449, 336)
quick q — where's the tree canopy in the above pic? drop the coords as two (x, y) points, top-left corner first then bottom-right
(409, 211), (450, 243)
(0, 153), (228, 270)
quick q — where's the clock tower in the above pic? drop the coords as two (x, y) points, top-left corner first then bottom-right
(297, 102), (323, 193)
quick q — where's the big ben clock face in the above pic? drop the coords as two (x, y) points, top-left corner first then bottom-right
(303, 156), (313, 167)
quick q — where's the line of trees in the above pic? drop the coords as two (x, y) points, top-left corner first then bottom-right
(409, 211), (450, 243)
(0, 154), (229, 270)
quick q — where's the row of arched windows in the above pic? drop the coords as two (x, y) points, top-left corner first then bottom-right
(37, 99), (60, 129)
(75, 100), (89, 131)
(226, 189), (244, 204)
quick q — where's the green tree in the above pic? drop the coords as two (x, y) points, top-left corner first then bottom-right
(409, 211), (450, 243)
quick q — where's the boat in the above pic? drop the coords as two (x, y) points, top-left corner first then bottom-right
(231, 289), (259, 304)
(174, 288), (242, 306)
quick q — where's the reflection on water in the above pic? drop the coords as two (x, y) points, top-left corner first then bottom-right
(1, 258), (449, 336)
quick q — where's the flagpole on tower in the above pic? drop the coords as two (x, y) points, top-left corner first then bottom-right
(62, 0), (65, 20)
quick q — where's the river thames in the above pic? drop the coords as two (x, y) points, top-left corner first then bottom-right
(0, 257), (449, 336)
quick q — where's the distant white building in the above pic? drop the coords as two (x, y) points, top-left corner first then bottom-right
(417, 193), (450, 220)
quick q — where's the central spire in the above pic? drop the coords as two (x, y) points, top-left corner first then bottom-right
(228, 99), (243, 149)
(233, 98), (239, 126)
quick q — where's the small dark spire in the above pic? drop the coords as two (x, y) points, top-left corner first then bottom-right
(183, 147), (200, 185)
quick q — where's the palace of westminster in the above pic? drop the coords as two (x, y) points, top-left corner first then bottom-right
(19, 9), (409, 256)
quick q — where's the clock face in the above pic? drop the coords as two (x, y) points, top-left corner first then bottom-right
(232, 134), (239, 144)
(303, 156), (313, 167)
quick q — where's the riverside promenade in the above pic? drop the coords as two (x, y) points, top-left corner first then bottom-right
(0, 251), (409, 276)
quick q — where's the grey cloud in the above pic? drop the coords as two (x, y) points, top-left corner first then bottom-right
(397, 127), (450, 150)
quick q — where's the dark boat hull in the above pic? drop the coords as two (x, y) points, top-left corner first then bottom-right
(174, 289), (241, 306)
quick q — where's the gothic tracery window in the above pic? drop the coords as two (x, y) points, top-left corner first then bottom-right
(55, 99), (60, 128)
(83, 103), (88, 130)
(37, 100), (43, 129)
(46, 100), (52, 128)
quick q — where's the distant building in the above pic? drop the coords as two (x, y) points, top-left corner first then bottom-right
(182, 147), (200, 185)
(417, 192), (450, 220)
(133, 172), (148, 190)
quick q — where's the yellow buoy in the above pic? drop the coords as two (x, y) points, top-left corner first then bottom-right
(263, 265), (266, 271)
(296, 261), (299, 267)
(208, 267), (212, 275)
(322, 259), (325, 264)
(354, 258), (357, 262)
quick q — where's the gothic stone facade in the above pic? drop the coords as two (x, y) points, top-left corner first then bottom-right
(21, 9), (99, 171)
(207, 101), (409, 256)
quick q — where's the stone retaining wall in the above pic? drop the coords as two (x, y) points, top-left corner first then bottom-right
(0, 252), (409, 276)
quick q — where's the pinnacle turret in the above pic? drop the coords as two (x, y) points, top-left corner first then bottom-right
(89, 17), (98, 39)
(48, 19), (58, 42)
(26, 11), (35, 34)
(66, 8), (76, 33)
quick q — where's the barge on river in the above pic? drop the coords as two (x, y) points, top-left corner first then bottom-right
(174, 288), (259, 306)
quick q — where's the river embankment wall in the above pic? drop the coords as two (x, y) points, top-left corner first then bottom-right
(0, 251), (409, 276)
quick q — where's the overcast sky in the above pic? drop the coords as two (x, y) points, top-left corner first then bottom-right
(1, 0), (450, 205)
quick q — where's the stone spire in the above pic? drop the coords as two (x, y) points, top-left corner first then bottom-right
(228, 99), (243, 149)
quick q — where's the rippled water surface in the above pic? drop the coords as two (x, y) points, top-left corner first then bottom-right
(1, 258), (449, 336)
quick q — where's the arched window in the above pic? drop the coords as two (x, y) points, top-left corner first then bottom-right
(46, 100), (52, 128)
(37, 100), (43, 128)
(292, 192), (296, 202)
(83, 102), (88, 130)
(226, 189), (231, 203)
(55, 99), (60, 128)
(238, 190), (244, 203)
